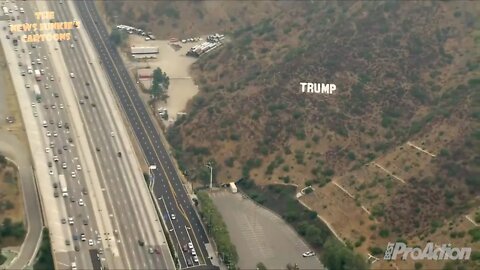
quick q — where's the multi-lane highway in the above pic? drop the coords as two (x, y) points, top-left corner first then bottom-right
(75, 1), (217, 268)
(2, 0), (175, 269)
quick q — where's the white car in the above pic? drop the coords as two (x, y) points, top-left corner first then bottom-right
(33, 112), (38, 117)
(49, 170), (53, 175)
(53, 131), (58, 137)
(88, 239), (93, 246)
(45, 147), (50, 153)
(171, 214), (176, 220)
(191, 249), (196, 256)
(62, 162), (67, 169)
(302, 251), (316, 257)
(71, 171), (76, 178)
(68, 217), (74, 225)
(31, 102), (36, 107)
(78, 199), (84, 206)
(111, 132), (115, 137)
(187, 242), (193, 249)
(46, 131), (51, 137)
(70, 72), (75, 78)
(193, 255), (199, 263)
(76, 164), (82, 171)
(59, 104), (64, 109)
(25, 83), (30, 88)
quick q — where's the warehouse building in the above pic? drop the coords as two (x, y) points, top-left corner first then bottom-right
(131, 46), (159, 59)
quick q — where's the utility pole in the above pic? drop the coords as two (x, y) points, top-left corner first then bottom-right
(205, 163), (213, 189)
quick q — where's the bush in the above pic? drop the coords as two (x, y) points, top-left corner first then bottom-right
(322, 238), (368, 270)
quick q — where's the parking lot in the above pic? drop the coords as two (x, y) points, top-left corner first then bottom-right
(210, 191), (324, 270)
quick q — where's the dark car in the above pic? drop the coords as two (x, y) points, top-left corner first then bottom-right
(187, 258), (193, 267)
(54, 93), (59, 97)
(53, 182), (58, 188)
(74, 245), (80, 251)
(63, 145), (68, 150)
(83, 219), (88, 225)
(68, 137), (73, 143)
(58, 149), (62, 154)
(82, 188), (88, 195)
(138, 240), (145, 246)
(182, 245), (188, 252)
(73, 235), (78, 241)
(48, 161), (52, 167)
(117, 152), (122, 157)
(54, 191), (59, 197)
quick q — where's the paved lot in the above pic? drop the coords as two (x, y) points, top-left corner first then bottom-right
(210, 191), (324, 270)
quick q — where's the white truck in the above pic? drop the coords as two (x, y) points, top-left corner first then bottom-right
(34, 69), (41, 81)
(2, 7), (8, 15)
(59, 174), (68, 197)
(33, 84), (41, 102)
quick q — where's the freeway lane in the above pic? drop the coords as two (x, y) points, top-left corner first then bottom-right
(50, 1), (175, 269)
(75, 0), (215, 268)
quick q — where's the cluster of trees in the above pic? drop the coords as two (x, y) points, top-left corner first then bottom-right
(197, 192), (238, 269)
(0, 218), (25, 241)
(33, 228), (53, 270)
(151, 68), (170, 102)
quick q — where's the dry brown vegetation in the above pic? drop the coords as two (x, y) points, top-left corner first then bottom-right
(102, 1), (480, 269)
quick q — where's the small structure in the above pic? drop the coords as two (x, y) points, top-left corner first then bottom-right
(137, 68), (152, 81)
(229, 182), (238, 193)
(130, 46), (159, 55)
(131, 46), (159, 59)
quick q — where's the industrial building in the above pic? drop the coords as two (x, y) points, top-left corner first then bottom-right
(131, 46), (159, 59)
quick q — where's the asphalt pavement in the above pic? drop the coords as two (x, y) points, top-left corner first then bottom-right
(75, 1), (218, 269)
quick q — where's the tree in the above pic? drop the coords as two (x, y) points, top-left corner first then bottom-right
(110, 28), (126, 46)
(321, 237), (368, 270)
(256, 262), (267, 270)
(151, 68), (170, 101)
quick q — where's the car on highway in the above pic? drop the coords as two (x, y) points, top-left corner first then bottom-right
(63, 145), (68, 150)
(59, 104), (64, 109)
(70, 72), (75, 78)
(88, 239), (94, 246)
(82, 187), (88, 195)
(191, 249), (196, 256)
(61, 218), (66, 224)
(73, 235), (78, 241)
(80, 233), (86, 241)
(53, 156), (59, 162)
(65, 239), (70, 246)
(138, 240), (144, 246)
(302, 251), (315, 257)
(148, 248), (154, 254)
(46, 131), (51, 137)
(83, 219), (88, 225)
(51, 104), (56, 109)
(78, 199), (84, 206)
(71, 171), (76, 178)
(79, 99), (84, 105)
(25, 83), (30, 88)
(182, 244), (188, 252)
(49, 170), (53, 175)
(170, 213), (176, 220)
(74, 245), (80, 252)
(57, 121), (62, 128)
(53, 131), (58, 137)
(54, 191), (59, 197)
(62, 162), (67, 169)
(76, 164), (82, 171)
(68, 217), (74, 225)
(188, 242), (194, 249)
(45, 147), (50, 153)
(44, 104), (48, 110)
(54, 93), (59, 98)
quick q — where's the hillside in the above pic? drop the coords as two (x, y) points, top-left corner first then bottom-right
(102, 1), (480, 269)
